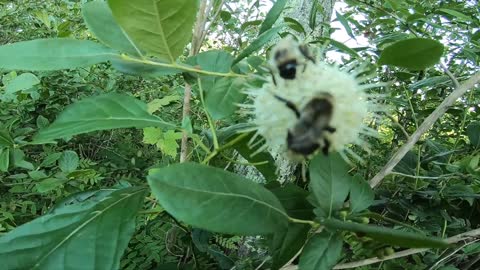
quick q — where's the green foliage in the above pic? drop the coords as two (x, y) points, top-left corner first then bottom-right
(378, 38), (444, 70)
(33, 93), (175, 143)
(147, 162), (289, 235)
(0, 39), (117, 71)
(298, 231), (343, 270)
(108, 0), (198, 62)
(0, 187), (146, 269)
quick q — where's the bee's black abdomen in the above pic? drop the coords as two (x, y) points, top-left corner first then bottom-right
(278, 60), (298, 79)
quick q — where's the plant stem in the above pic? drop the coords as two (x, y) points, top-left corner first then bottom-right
(369, 71), (480, 188)
(120, 55), (246, 78)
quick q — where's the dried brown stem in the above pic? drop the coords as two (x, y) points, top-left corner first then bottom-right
(180, 0), (210, 163)
(281, 227), (480, 270)
(369, 71), (480, 188)
(333, 227), (480, 269)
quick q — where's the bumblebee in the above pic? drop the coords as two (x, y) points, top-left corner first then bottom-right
(269, 36), (315, 85)
(274, 93), (336, 156)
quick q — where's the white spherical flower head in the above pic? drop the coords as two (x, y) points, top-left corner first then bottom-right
(247, 61), (376, 160)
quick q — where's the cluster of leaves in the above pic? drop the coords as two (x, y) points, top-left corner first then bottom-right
(0, 0), (478, 270)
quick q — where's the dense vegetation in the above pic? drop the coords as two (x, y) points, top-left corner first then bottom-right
(0, 0), (479, 269)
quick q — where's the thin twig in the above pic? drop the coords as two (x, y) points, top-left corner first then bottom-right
(428, 239), (479, 270)
(440, 61), (460, 89)
(332, 227), (480, 269)
(384, 113), (410, 139)
(369, 71), (480, 188)
(180, 0), (209, 163)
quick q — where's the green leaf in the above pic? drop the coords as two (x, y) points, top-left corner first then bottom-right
(268, 183), (314, 220)
(0, 129), (14, 148)
(241, 20), (262, 31)
(148, 95), (181, 113)
(317, 37), (359, 57)
(378, 38), (444, 70)
(233, 26), (282, 65)
(143, 127), (163, 144)
(12, 149), (34, 170)
(0, 187), (146, 269)
(467, 122), (480, 149)
(110, 57), (182, 78)
(298, 231), (343, 270)
(284, 17), (306, 34)
(82, 1), (141, 56)
(270, 223), (310, 270)
(0, 148), (9, 172)
(33, 93), (175, 143)
(147, 162), (289, 235)
(157, 130), (182, 158)
(36, 115), (50, 129)
(349, 174), (374, 213)
(438, 8), (472, 22)
(308, 0), (319, 30)
(234, 133), (277, 182)
(258, 0), (287, 35)
(0, 39), (118, 71)
(335, 11), (355, 39)
(204, 77), (246, 120)
(108, 0), (198, 62)
(59, 150), (79, 173)
(36, 177), (68, 193)
(309, 153), (351, 218)
(39, 152), (62, 168)
(5, 73), (40, 94)
(187, 50), (234, 73)
(323, 219), (449, 248)
(409, 75), (452, 90)
(268, 184), (315, 269)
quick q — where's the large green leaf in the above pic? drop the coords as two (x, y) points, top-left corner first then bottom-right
(110, 58), (182, 77)
(33, 93), (175, 143)
(147, 162), (289, 235)
(108, 0), (198, 62)
(187, 50), (234, 73)
(309, 153), (351, 218)
(349, 174), (374, 213)
(467, 122), (480, 149)
(378, 38), (444, 70)
(323, 219), (449, 248)
(268, 183), (314, 220)
(203, 77), (246, 120)
(258, 0), (287, 35)
(188, 50), (243, 120)
(0, 39), (118, 71)
(270, 223), (310, 270)
(268, 183), (314, 269)
(0, 187), (146, 270)
(5, 73), (40, 94)
(317, 37), (359, 57)
(298, 231), (343, 270)
(82, 1), (141, 56)
(233, 26), (282, 65)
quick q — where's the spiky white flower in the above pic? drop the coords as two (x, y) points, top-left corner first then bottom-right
(245, 60), (380, 161)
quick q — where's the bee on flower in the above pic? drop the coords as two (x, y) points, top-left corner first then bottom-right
(242, 37), (383, 162)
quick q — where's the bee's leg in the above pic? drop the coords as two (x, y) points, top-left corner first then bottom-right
(273, 95), (301, 118)
(324, 126), (336, 133)
(322, 138), (330, 155)
(299, 45), (316, 63)
(269, 68), (277, 86)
